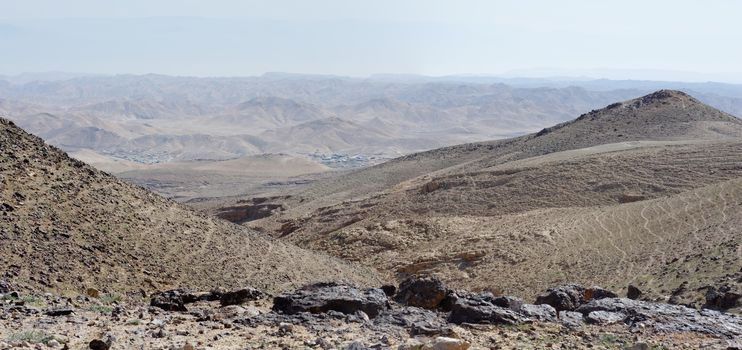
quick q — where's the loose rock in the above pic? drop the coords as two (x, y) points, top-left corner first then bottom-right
(425, 337), (470, 350)
(627, 285), (642, 300)
(220, 287), (263, 306)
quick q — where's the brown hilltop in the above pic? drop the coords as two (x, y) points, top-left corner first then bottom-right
(0, 118), (380, 295)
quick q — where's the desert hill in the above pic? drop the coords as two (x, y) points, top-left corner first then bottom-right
(0, 118), (380, 296)
(242, 90), (742, 303)
(270, 90), (742, 210)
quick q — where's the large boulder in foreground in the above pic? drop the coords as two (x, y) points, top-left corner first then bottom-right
(447, 292), (525, 325)
(395, 276), (449, 309)
(272, 283), (389, 318)
(576, 297), (742, 338)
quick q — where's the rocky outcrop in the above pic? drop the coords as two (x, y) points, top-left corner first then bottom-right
(534, 284), (617, 311)
(273, 283), (389, 318)
(374, 307), (451, 336)
(395, 276), (448, 309)
(576, 297), (742, 338)
(150, 288), (241, 311)
(704, 285), (741, 311)
(150, 289), (193, 312)
(448, 296), (523, 325)
(534, 284), (586, 311)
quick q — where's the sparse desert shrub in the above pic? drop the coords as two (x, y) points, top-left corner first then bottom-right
(7, 330), (54, 344)
(87, 305), (114, 314)
(100, 294), (122, 305)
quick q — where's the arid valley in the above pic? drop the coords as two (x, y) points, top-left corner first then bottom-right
(2, 1), (742, 349)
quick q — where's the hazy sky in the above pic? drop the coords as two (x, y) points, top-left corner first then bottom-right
(1, 0), (741, 81)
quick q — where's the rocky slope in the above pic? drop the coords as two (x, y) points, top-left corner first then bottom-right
(0, 118), (380, 296)
(1, 277), (740, 349)
(243, 91), (742, 306)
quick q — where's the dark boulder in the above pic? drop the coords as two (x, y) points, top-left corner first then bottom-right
(88, 336), (114, 350)
(220, 287), (264, 306)
(517, 303), (557, 322)
(535, 284), (617, 311)
(374, 306), (451, 336)
(46, 308), (74, 317)
(490, 295), (524, 310)
(448, 293), (524, 325)
(150, 289), (194, 312)
(273, 283), (389, 318)
(150, 288), (228, 311)
(704, 286), (741, 311)
(627, 285), (642, 300)
(88, 340), (109, 350)
(395, 276), (448, 309)
(668, 281), (694, 307)
(381, 284), (396, 297)
(585, 286), (618, 300)
(534, 284), (585, 311)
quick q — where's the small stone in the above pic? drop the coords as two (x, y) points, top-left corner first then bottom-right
(46, 308), (74, 317)
(88, 339), (110, 350)
(86, 288), (100, 298)
(316, 338), (333, 349)
(345, 341), (367, 350)
(623, 343), (649, 350)
(182, 343), (196, 350)
(426, 337), (470, 350)
(278, 322), (293, 333)
(381, 285), (397, 297)
(46, 339), (60, 348)
(356, 310), (370, 323)
(397, 338), (425, 350)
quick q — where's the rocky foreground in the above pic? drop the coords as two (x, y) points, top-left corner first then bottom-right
(1, 277), (741, 349)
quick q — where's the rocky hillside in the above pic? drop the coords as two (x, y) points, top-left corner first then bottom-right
(242, 91), (742, 305)
(243, 90), (742, 214)
(0, 118), (380, 296)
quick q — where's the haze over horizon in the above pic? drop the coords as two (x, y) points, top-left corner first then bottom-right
(2, 0), (742, 82)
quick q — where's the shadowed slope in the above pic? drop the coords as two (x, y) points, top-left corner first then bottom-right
(0, 118), (380, 295)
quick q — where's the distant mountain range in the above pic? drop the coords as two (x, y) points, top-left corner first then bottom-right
(3, 74), (742, 170)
